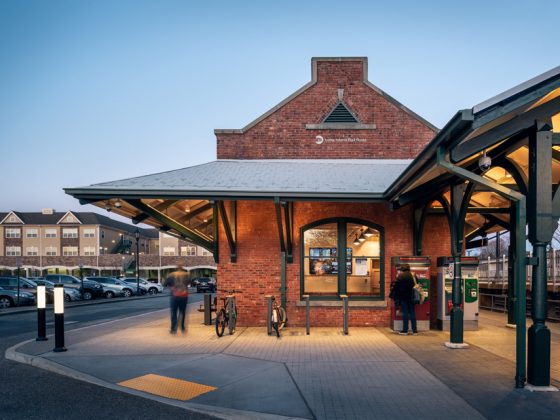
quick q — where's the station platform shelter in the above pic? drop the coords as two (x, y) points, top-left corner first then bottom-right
(66, 57), (560, 389)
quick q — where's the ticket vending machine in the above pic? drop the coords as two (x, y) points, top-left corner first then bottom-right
(390, 256), (431, 332)
(436, 257), (479, 330)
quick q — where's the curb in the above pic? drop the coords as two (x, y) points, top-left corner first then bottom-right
(4, 311), (299, 420)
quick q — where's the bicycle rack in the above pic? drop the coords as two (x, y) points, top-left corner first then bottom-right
(303, 294), (310, 335)
(340, 294), (349, 335)
(265, 295), (273, 335)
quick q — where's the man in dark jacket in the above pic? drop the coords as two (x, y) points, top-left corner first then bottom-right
(393, 263), (418, 335)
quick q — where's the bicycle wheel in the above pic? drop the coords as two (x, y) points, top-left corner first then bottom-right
(228, 306), (237, 335)
(216, 309), (227, 337)
(277, 307), (287, 330)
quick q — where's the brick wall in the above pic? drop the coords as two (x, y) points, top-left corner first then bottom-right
(216, 58), (436, 160)
(217, 200), (450, 327)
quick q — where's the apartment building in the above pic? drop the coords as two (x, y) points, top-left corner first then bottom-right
(0, 209), (216, 280)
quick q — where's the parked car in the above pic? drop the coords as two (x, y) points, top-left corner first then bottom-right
(122, 277), (163, 295)
(195, 278), (216, 293)
(85, 277), (135, 298)
(0, 286), (35, 308)
(44, 274), (104, 300)
(33, 279), (82, 302)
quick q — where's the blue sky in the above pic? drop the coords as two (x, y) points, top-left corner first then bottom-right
(1, 0), (559, 219)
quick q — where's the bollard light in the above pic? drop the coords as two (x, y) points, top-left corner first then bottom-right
(53, 284), (67, 352)
(36, 285), (47, 341)
(37, 285), (46, 309)
(54, 286), (64, 314)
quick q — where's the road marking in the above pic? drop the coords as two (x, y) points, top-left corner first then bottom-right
(118, 374), (216, 401)
(46, 321), (79, 326)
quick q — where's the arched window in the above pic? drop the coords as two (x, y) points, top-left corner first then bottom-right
(301, 218), (384, 300)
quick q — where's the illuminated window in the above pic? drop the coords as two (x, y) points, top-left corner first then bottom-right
(301, 218), (383, 300)
(181, 245), (197, 256)
(45, 229), (57, 238)
(63, 246), (78, 256)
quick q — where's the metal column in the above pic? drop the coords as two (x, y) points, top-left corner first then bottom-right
(527, 121), (553, 387)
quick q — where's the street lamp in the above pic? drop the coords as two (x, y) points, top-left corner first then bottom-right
(135, 228), (140, 296)
(36, 285), (47, 341)
(53, 284), (67, 352)
(79, 264), (84, 300)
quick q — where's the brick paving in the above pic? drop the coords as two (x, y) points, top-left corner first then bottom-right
(11, 305), (560, 419)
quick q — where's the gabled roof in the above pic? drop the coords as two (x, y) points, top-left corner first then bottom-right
(0, 211), (158, 237)
(64, 159), (413, 201)
(57, 211), (82, 224)
(0, 211), (25, 224)
(215, 57), (438, 134)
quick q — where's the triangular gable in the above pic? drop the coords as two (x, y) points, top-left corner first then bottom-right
(57, 211), (82, 224)
(0, 211), (24, 224)
(323, 101), (360, 123)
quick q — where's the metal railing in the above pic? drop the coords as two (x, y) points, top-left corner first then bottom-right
(477, 251), (560, 293)
(479, 292), (560, 321)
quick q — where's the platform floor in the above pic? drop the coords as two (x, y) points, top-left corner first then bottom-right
(8, 306), (560, 420)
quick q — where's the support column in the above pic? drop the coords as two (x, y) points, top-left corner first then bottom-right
(527, 120), (554, 388)
(507, 204), (516, 326)
(446, 182), (474, 348)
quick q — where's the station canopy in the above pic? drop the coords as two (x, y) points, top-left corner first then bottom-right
(64, 159), (411, 249)
(65, 65), (560, 250)
(387, 65), (560, 246)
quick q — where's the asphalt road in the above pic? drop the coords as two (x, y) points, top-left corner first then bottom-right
(0, 293), (217, 420)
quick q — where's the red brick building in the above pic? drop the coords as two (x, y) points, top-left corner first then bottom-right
(214, 57), (447, 326)
(66, 57), (451, 327)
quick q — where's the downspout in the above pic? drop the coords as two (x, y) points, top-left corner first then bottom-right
(436, 146), (527, 388)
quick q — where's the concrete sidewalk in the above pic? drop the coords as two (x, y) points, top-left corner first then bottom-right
(6, 306), (560, 419)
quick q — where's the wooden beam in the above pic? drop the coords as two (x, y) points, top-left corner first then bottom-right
(124, 199), (213, 251)
(218, 200), (236, 262)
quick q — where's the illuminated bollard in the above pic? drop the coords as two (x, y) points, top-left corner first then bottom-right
(53, 284), (67, 352)
(36, 285), (48, 342)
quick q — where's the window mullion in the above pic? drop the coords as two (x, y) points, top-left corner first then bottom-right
(338, 221), (347, 296)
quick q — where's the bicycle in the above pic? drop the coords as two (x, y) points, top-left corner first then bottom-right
(215, 290), (240, 337)
(271, 296), (287, 338)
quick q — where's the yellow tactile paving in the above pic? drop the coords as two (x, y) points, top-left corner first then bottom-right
(118, 374), (216, 401)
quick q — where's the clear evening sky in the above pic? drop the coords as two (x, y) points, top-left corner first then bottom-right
(1, 0), (559, 220)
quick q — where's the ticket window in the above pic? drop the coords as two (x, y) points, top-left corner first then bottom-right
(302, 219), (383, 298)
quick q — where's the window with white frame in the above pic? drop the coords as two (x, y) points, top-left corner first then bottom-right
(9, 215), (17, 222)
(45, 246), (57, 256)
(5, 228), (21, 238)
(45, 229), (57, 238)
(199, 247), (211, 256)
(63, 246), (78, 256)
(26, 246), (38, 256)
(6, 246), (21, 256)
(26, 228), (38, 238)
(83, 228), (95, 238)
(62, 228), (78, 238)
(83, 246), (96, 256)
(181, 245), (196, 256)
(163, 246), (176, 256)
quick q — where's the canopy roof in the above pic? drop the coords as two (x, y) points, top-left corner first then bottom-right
(65, 159), (412, 200)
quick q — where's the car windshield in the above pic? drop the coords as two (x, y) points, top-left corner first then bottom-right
(26, 280), (38, 287)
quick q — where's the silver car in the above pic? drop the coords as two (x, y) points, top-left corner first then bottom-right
(85, 277), (135, 298)
(122, 277), (163, 295)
